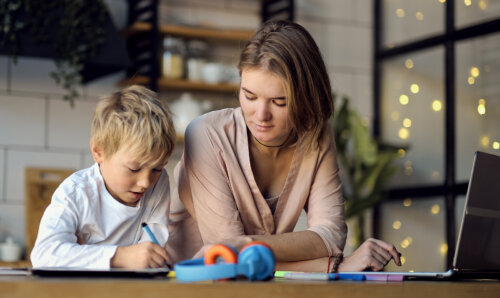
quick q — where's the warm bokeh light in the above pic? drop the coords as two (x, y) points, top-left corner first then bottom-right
(399, 127), (409, 139)
(391, 111), (400, 121)
(403, 118), (412, 128)
(398, 148), (406, 157)
(481, 136), (490, 148)
(431, 204), (440, 214)
(468, 76), (475, 85)
(493, 142), (500, 150)
(440, 243), (448, 256)
(432, 100), (442, 111)
(470, 66), (480, 77)
(432, 171), (440, 179)
(403, 198), (412, 207)
(396, 8), (405, 17)
(401, 256), (406, 265)
(405, 59), (414, 69)
(393, 220), (402, 230)
(404, 160), (413, 176)
(399, 94), (409, 105)
(416, 12), (424, 21)
(479, 0), (487, 10)
(477, 99), (486, 115)
(410, 84), (419, 94)
(439, 0), (446, 3)
(401, 237), (413, 249)
(464, 0), (472, 6)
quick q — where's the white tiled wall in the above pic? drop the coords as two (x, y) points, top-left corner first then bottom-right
(0, 0), (373, 254)
(0, 95), (46, 147)
(5, 150), (81, 202)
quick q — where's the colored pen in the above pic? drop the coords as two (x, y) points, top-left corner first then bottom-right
(141, 222), (172, 270)
(141, 222), (160, 245)
(275, 271), (366, 281)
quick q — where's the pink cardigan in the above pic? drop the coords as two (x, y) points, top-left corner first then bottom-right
(166, 108), (347, 270)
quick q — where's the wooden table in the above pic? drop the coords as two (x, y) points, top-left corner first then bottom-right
(1, 276), (499, 298)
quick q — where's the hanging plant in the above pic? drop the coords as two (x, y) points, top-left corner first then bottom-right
(0, 0), (108, 105)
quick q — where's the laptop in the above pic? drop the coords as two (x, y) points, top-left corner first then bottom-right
(343, 151), (500, 281)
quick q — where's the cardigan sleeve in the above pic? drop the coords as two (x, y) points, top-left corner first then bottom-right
(177, 117), (247, 245)
(306, 128), (347, 257)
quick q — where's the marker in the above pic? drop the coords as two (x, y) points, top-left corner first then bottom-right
(141, 222), (172, 270)
(141, 222), (160, 245)
(274, 271), (366, 281)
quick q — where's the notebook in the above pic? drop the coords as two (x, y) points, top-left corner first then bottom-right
(343, 151), (500, 281)
(31, 267), (170, 278)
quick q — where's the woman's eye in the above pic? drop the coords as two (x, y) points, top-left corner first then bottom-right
(273, 99), (286, 107)
(129, 168), (140, 173)
(244, 93), (256, 100)
(153, 168), (163, 172)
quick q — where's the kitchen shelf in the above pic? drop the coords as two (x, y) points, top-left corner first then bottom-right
(120, 76), (239, 93)
(0, 260), (31, 268)
(123, 22), (254, 42)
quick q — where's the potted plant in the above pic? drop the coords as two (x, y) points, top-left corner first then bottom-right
(332, 95), (403, 248)
(0, 0), (121, 105)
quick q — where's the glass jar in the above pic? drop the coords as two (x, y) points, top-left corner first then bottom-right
(162, 37), (186, 79)
(186, 39), (209, 82)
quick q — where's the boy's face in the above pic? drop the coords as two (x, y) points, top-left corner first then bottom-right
(91, 142), (166, 207)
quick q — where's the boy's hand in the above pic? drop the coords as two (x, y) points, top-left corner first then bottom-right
(111, 242), (170, 269)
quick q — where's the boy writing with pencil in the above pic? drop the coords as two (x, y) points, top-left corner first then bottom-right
(31, 85), (176, 269)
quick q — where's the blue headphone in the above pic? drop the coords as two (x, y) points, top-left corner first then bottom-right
(174, 241), (275, 282)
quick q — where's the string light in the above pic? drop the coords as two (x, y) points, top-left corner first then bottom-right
(399, 127), (410, 140)
(477, 99), (486, 115)
(398, 148), (406, 157)
(432, 100), (442, 111)
(479, 0), (487, 10)
(416, 12), (424, 21)
(493, 142), (500, 150)
(440, 243), (448, 256)
(403, 198), (412, 207)
(481, 136), (490, 148)
(410, 84), (419, 94)
(393, 220), (402, 230)
(401, 237), (413, 248)
(431, 204), (440, 214)
(392, 111), (400, 121)
(464, 0), (472, 6)
(470, 67), (480, 77)
(432, 171), (440, 179)
(396, 8), (405, 17)
(468, 76), (475, 85)
(403, 118), (412, 128)
(401, 256), (406, 265)
(399, 94), (409, 105)
(405, 59), (414, 69)
(404, 160), (413, 175)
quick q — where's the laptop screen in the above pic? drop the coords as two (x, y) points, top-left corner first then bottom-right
(453, 151), (500, 271)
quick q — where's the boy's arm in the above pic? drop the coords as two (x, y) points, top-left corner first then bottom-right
(30, 188), (117, 269)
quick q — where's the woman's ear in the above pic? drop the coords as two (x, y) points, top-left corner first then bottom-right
(90, 140), (104, 163)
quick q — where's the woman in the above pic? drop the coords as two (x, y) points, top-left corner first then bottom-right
(166, 20), (401, 272)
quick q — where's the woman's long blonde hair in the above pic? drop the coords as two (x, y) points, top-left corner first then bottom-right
(238, 20), (334, 150)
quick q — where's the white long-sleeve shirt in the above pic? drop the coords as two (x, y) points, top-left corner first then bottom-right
(31, 163), (170, 269)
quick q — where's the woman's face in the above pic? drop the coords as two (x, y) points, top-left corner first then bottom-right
(239, 68), (292, 146)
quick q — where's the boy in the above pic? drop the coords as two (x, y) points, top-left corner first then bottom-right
(31, 85), (176, 269)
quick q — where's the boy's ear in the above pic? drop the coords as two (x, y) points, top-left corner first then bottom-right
(90, 140), (104, 163)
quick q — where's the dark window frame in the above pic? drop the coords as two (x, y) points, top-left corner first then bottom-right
(373, 0), (500, 267)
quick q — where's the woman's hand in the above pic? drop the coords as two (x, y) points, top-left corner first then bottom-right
(338, 238), (401, 272)
(111, 242), (171, 269)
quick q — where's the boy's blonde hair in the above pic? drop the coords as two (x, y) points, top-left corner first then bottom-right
(91, 85), (176, 165)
